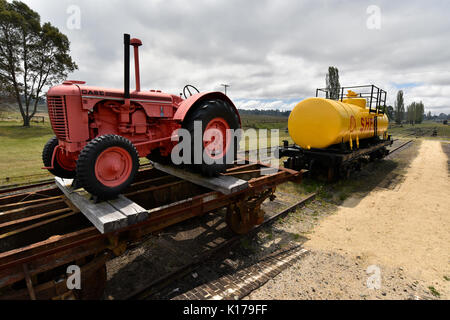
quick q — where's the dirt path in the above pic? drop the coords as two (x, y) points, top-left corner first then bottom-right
(248, 140), (449, 299)
(304, 140), (449, 297)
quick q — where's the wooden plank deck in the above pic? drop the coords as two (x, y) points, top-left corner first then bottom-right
(55, 163), (248, 233)
(55, 177), (147, 234)
(151, 162), (249, 195)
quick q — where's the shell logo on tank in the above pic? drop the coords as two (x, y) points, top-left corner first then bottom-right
(349, 115), (356, 132)
(360, 117), (374, 132)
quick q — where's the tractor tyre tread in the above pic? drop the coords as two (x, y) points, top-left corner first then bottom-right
(42, 136), (76, 178)
(182, 99), (240, 176)
(76, 134), (139, 199)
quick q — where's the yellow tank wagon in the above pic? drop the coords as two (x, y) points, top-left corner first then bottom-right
(279, 85), (393, 180)
(288, 90), (389, 150)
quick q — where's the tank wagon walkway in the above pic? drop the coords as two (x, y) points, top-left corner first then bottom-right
(250, 140), (450, 299)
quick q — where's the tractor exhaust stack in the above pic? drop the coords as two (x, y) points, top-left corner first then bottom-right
(130, 38), (142, 92)
(124, 33), (130, 99)
(124, 34), (143, 95)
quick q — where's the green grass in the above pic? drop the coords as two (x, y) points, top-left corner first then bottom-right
(240, 237), (252, 250)
(238, 113), (293, 151)
(3, 112), (436, 189)
(388, 121), (450, 139)
(428, 286), (441, 298)
(0, 120), (54, 185)
(0, 112), (291, 186)
(240, 114), (288, 130)
(277, 150), (406, 205)
(291, 233), (301, 241)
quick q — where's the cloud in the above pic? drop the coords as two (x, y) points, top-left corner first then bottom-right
(236, 99), (297, 111)
(22, 0), (450, 114)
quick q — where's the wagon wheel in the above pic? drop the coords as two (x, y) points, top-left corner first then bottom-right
(327, 166), (338, 182)
(369, 151), (381, 161)
(76, 264), (107, 300)
(339, 165), (351, 179)
(226, 203), (256, 235)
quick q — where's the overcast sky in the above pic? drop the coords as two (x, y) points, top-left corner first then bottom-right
(22, 0), (450, 114)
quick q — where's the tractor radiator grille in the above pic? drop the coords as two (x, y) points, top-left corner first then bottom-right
(47, 96), (68, 140)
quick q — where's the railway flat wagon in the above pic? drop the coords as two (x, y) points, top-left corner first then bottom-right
(278, 85), (393, 180)
(0, 162), (301, 300)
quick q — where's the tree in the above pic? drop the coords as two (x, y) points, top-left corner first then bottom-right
(407, 101), (425, 124)
(415, 101), (424, 124)
(427, 111), (432, 120)
(386, 105), (394, 120)
(0, 0), (77, 126)
(406, 102), (416, 125)
(326, 66), (340, 100)
(0, 76), (14, 102)
(394, 90), (404, 124)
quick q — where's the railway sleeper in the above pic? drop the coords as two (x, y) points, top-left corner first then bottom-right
(0, 252), (109, 300)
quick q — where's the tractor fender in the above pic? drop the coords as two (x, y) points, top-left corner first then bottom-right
(41, 145), (59, 170)
(173, 91), (241, 126)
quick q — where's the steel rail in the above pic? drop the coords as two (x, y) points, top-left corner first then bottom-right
(388, 139), (413, 154)
(127, 192), (316, 300)
(0, 163), (153, 197)
(125, 140), (415, 300)
(126, 139), (415, 299)
(0, 162), (300, 299)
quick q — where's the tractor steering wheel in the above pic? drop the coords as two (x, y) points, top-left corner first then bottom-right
(183, 84), (200, 99)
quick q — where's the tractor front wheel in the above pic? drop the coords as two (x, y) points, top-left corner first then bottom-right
(42, 136), (76, 178)
(76, 135), (139, 199)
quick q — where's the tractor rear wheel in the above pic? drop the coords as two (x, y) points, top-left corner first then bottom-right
(182, 99), (240, 176)
(76, 135), (139, 199)
(42, 136), (76, 178)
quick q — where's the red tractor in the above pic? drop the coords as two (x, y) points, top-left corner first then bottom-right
(43, 34), (241, 199)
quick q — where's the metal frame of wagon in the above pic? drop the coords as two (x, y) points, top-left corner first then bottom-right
(0, 161), (301, 300)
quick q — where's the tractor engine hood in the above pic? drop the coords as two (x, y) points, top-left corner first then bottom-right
(48, 80), (175, 104)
